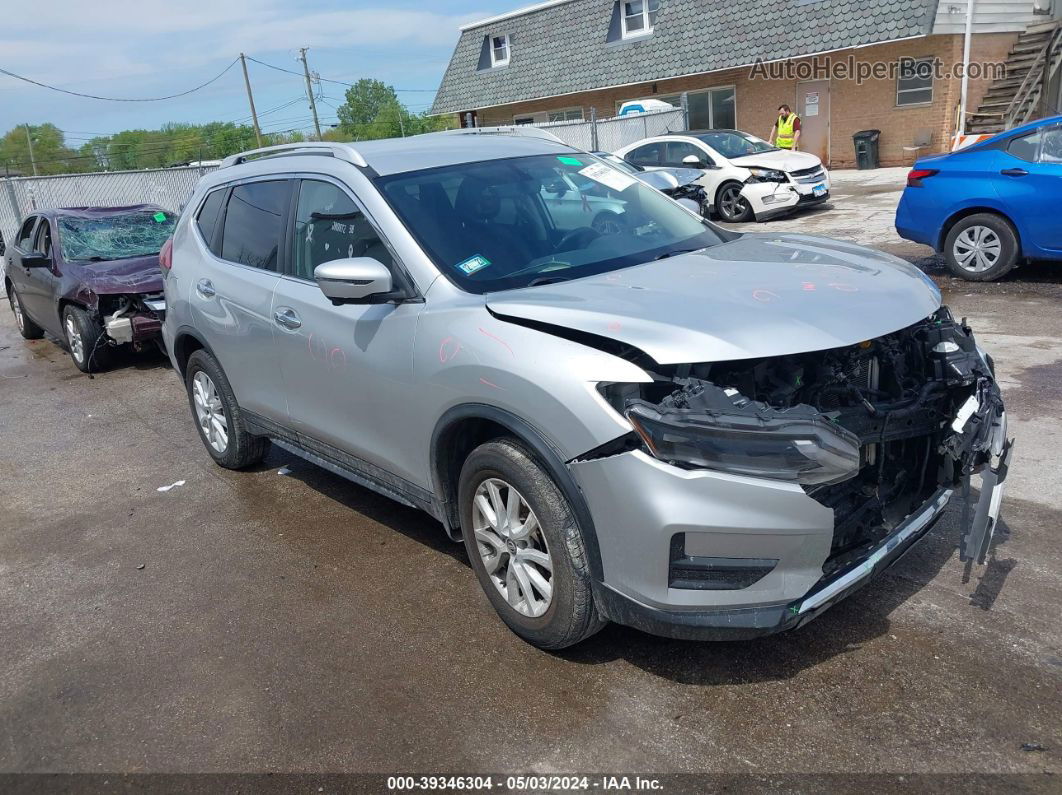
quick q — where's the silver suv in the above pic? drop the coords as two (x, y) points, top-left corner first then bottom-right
(162, 133), (1010, 649)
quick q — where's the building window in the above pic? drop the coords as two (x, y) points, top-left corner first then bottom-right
(897, 57), (934, 106)
(548, 107), (584, 122)
(621, 0), (660, 39)
(490, 35), (510, 67)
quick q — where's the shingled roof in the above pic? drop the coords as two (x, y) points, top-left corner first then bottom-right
(431, 0), (938, 114)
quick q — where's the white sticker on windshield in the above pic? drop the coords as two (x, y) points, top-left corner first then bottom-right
(578, 162), (637, 193)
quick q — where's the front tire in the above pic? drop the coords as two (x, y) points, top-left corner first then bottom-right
(715, 181), (754, 222)
(459, 438), (605, 649)
(63, 305), (110, 373)
(7, 284), (44, 340)
(184, 349), (269, 469)
(943, 213), (1018, 281)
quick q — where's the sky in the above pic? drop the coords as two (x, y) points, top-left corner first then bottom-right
(0, 0), (519, 143)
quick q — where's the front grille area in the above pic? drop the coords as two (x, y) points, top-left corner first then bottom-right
(790, 166), (826, 184)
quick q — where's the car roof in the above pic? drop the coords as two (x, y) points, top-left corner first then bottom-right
(668, 129), (744, 137)
(204, 134), (577, 188)
(964, 113), (1062, 151)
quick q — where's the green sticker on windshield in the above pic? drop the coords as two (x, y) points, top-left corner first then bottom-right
(457, 254), (492, 275)
(557, 156), (582, 166)
(153, 212), (167, 222)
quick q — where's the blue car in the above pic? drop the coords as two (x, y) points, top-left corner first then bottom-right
(896, 115), (1062, 281)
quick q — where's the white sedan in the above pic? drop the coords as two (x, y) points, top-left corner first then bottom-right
(613, 130), (831, 222)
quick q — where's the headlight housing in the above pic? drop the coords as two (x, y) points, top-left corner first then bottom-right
(746, 167), (788, 183)
(625, 398), (860, 486)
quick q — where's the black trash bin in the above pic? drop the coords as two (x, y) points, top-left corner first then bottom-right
(853, 129), (881, 170)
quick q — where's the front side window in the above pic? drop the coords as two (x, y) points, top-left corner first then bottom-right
(622, 0), (660, 38)
(490, 35), (510, 67)
(376, 153), (724, 294)
(664, 141), (709, 167)
(57, 209), (177, 262)
(694, 131), (776, 159)
(897, 57), (934, 106)
(292, 180), (393, 281)
(220, 180), (289, 271)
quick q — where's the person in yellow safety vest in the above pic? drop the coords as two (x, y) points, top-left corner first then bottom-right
(769, 104), (801, 151)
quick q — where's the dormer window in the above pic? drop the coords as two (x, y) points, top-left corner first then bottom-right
(490, 35), (510, 67)
(621, 0), (660, 39)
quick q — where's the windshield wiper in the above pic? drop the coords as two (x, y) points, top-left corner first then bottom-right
(654, 248), (704, 261)
(527, 275), (571, 287)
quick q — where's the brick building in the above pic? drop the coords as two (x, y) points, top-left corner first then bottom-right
(431, 0), (1061, 167)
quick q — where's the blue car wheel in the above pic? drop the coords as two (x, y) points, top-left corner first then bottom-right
(943, 213), (1018, 282)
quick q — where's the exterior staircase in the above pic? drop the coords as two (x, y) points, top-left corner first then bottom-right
(966, 20), (1062, 134)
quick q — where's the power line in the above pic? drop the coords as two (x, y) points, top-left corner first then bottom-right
(243, 56), (436, 92)
(0, 59), (241, 102)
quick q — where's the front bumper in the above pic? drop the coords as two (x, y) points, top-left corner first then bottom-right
(742, 172), (831, 221)
(593, 487), (954, 641)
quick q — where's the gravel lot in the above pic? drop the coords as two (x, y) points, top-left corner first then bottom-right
(1, 170), (1060, 783)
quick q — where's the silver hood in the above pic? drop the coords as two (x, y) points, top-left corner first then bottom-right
(487, 233), (941, 365)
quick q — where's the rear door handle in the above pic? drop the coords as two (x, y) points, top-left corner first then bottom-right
(273, 307), (302, 330)
(196, 278), (216, 298)
(1000, 168), (1028, 177)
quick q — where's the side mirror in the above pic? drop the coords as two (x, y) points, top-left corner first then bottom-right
(21, 251), (51, 268)
(682, 154), (707, 168)
(315, 257), (394, 303)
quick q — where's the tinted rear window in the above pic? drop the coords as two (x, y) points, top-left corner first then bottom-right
(196, 188), (226, 250)
(220, 181), (289, 271)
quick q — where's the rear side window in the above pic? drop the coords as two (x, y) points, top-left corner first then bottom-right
(196, 188), (226, 250)
(220, 180), (289, 271)
(1007, 131), (1040, 162)
(626, 142), (662, 167)
(664, 140), (709, 167)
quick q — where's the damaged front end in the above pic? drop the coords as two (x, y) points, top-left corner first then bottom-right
(601, 307), (1011, 580)
(96, 292), (166, 349)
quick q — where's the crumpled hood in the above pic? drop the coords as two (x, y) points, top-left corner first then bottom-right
(487, 233), (941, 365)
(729, 149), (822, 172)
(68, 255), (163, 295)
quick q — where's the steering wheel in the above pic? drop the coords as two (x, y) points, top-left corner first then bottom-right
(555, 226), (602, 252)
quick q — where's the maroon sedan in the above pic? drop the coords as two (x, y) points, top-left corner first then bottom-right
(4, 205), (174, 373)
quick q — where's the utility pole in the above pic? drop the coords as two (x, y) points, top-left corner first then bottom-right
(298, 47), (323, 141)
(24, 124), (38, 176)
(239, 53), (263, 148)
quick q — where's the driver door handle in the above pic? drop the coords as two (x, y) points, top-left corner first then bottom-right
(1000, 168), (1028, 177)
(196, 278), (216, 298)
(273, 307), (302, 330)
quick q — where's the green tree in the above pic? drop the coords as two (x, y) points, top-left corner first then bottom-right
(0, 123), (87, 175)
(335, 79), (455, 141)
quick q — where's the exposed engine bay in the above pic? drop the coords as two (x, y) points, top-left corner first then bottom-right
(96, 292), (166, 349)
(600, 307), (1010, 574)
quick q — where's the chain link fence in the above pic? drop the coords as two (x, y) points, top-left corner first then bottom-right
(520, 107), (687, 153)
(1, 165), (216, 249)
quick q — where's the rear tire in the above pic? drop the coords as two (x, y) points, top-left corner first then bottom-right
(184, 349), (269, 469)
(7, 284), (44, 340)
(459, 437), (605, 649)
(62, 305), (110, 373)
(943, 213), (1018, 282)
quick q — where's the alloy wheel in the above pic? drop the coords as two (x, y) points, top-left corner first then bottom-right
(953, 225), (1002, 273)
(192, 371), (229, 454)
(9, 291), (24, 332)
(65, 315), (84, 363)
(719, 185), (749, 220)
(472, 477), (553, 618)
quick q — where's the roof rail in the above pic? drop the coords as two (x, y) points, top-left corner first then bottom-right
(220, 141), (368, 169)
(428, 125), (568, 145)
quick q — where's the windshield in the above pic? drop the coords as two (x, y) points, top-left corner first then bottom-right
(695, 132), (778, 159)
(376, 153), (724, 293)
(57, 209), (176, 262)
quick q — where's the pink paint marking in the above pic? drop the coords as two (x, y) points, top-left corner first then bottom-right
(829, 282), (859, 292)
(439, 336), (462, 363)
(479, 377), (502, 390)
(477, 327), (514, 357)
(328, 347), (347, 371)
(751, 289), (779, 303)
(802, 282), (817, 291)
